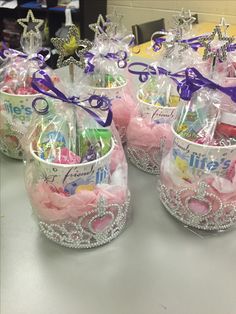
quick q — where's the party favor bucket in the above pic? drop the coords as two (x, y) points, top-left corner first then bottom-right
(160, 124), (236, 231)
(0, 91), (39, 159)
(28, 139), (130, 248)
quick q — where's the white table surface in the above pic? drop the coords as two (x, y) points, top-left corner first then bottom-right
(1, 150), (236, 314)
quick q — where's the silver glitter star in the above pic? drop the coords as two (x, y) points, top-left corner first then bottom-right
(200, 25), (233, 62)
(17, 10), (44, 37)
(162, 31), (188, 58)
(106, 10), (123, 26)
(51, 25), (93, 68)
(89, 14), (107, 38)
(218, 17), (230, 36)
(173, 8), (196, 33)
(105, 11), (123, 36)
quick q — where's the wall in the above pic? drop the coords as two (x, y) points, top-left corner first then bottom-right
(107, 0), (236, 31)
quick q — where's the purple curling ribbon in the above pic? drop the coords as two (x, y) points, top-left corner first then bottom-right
(128, 35), (135, 47)
(84, 52), (95, 73)
(153, 37), (166, 52)
(228, 43), (236, 52)
(1, 47), (50, 68)
(128, 61), (185, 83)
(31, 70), (113, 127)
(105, 51), (128, 68)
(180, 37), (204, 51)
(178, 67), (236, 102)
(152, 35), (204, 52)
(84, 50), (128, 73)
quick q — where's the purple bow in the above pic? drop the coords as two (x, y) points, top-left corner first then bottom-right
(84, 50), (128, 73)
(105, 51), (128, 68)
(31, 70), (113, 127)
(128, 62), (185, 83)
(153, 35), (204, 52)
(0, 47), (50, 68)
(178, 67), (236, 102)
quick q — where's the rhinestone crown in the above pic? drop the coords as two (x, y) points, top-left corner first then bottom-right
(38, 193), (130, 249)
(160, 182), (236, 231)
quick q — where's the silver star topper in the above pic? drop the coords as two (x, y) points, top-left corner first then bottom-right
(106, 10), (123, 26)
(51, 25), (93, 68)
(89, 14), (109, 38)
(17, 10), (44, 37)
(173, 8), (196, 33)
(200, 25), (233, 62)
(163, 31), (188, 58)
(106, 10), (124, 36)
(218, 17), (230, 36)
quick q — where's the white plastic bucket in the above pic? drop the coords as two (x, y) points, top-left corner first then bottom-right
(137, 92), (177, 122)
(0, 91), (40, 159)
(30, 139), (115, 194)
(171, 124), (236, 180)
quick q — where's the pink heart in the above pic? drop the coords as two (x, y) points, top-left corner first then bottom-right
(187, 198), (210, 216)
(91, 214), (113, 232)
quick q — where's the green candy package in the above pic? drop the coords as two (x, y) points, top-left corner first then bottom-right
(79, 128), (112, 162)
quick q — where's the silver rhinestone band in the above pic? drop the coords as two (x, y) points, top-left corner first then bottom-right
(160, 182), (236, 231)
(127, 145), (161, 175)
(38, 192), (130, 249)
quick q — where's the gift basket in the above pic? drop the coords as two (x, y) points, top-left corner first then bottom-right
(23, 26), (130, 249)
(0, 10), (53, 159)
(83, 13), (137, 143)
(159, 24), (236, 231)
(160, 65), (236, 231)
(126, 22), (203, 174)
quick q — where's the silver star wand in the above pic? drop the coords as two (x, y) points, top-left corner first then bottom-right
(173, 8), (196, 36)
(17, 10), (44, 56)
(199, 25), (233, 78)
(51, 25), (92, 83)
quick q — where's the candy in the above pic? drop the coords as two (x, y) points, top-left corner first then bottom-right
(90, 73), (126, 88)
(79, 128), (112, 162)
(35, 112), (73, 161)
(37, 130), (68, 161)
(175, 92), (219, 145)
(138, 76), (180, 107)
(16, 87), (37, 95)
(0, 54), (59, 95)
(53, 147), (81, 164)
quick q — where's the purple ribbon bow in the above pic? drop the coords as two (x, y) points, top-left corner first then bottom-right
(153, 35), (204, 52)
(0, 46), (50, 68)
(105, 51), (128, 68)
(84, 50), (128, 73)
(178, 67), (236, 102)
(128, 61), (185, 83)
(31, 70), (113, 127)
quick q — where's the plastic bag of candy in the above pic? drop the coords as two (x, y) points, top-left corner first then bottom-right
(0, 49), (58, 159)
(126, 23), (205, 174)
(159, 67), (236, 231)
(23, 68), (130, 249)
(84, 14), (137, 143)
